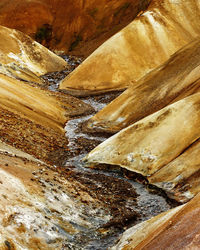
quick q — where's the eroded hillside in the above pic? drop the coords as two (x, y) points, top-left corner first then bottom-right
(0, 0), (150, 55)
(0, 0), (200, 249)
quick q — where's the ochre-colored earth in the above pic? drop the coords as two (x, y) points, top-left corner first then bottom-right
(0, 0), (150, 55)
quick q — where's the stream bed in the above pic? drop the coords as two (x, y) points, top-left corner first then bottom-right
(41, 55), (178, 249)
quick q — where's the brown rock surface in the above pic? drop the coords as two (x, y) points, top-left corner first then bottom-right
(0, 0), (150, 55)
(60, 0), (200, 96)
(85, 39), (200, 133)
(0, 73), (92, 164)
(0, 150), (141, 249)
(112, 192), (200, 250)
(0, 25), (67, 83)
(84, 93), (200, 202)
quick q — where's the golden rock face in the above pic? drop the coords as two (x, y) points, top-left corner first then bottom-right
(1, 1), (200, 248)
(60, 0), (200, 96)
(0, 0), (150, 55)
(0, 25), (94, 165)
(85, 39), (200, 133)
(0, 25), (67, 83)
(84, 93), (200, 202)
(112, 193), (200, 250)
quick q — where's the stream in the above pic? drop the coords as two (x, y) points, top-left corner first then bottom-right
(41, 55), (177, 249)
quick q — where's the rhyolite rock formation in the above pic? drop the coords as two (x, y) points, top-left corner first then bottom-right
(149, 138), (200, 202)
(0, 72), (93, 165)
(60, 0), (200, 96)
(0, 0), (150, 55)
(85, 38), (200, 133)
(1, 0), (200, 248)
(84, 93), (200, 202)
(0, 26), (92, 165)
(112, 192), (200, 249)
(0, 25), (67, 83)
(0, 24), (149, 249)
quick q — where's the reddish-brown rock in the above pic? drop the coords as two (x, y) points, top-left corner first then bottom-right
(0, 0), (150, 55)
(112, 193), (200, 249)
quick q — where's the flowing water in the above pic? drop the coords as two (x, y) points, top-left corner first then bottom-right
(41, 56), (177, 249)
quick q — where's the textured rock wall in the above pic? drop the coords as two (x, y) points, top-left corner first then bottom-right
(0, 0), (150, 54)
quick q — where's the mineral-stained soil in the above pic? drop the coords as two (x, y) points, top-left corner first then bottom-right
(0, 55), (175, 249)
(0, 145), (171, 249)
(0, 0), (151, 56)
(0, 152), (138, 249)
(0, 107), (69, 165)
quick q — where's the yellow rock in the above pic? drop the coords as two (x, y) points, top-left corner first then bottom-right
(60, 0), (200, 95)
(0, 73), (92, 164)
(112, 193), (200, 250)
(84, 93), (200, 201)
(0, 25), (67, 83)
(86, 39), (200, 133)
(0, 73), (86, 132)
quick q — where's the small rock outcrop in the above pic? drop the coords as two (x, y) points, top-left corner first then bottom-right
(0, 25), (67, 83)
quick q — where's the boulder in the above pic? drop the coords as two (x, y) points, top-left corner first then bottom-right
(86, 39), (200, 133)
(60, 0), (200, 95)
(112, 192), (200, 249)
(84, 93), (200, 202)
